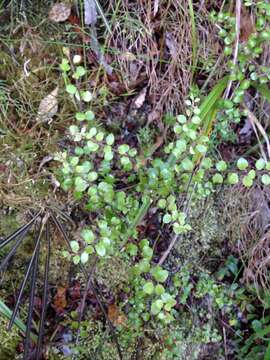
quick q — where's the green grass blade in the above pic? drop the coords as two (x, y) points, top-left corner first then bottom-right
(122, 196), (152, 246)
(0, 299), (27, 334)
(93, 0), (112, 35)
(200, 76), (229, 125)
(188, 0), (197, 78)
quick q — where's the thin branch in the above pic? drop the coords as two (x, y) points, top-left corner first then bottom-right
(24, 235), (40, 359)
(224, 0), (241, 99)
(36, 221), (51, 359)
(75, 258), (97, 346)
(0, 227), (29, 273)
(8, 214), (47, 330)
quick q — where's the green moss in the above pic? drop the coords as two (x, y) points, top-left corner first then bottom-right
(0, 317), (20, 359)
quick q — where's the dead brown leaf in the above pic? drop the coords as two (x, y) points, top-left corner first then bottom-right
(49, 3), (71, 22)
(36, 86), (58, 123)
(134, 87), (147, 109)
(108, 304), (127, 326)
(53, 286), (67, 314)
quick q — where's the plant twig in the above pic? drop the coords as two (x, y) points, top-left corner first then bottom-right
(224, 0), (241, 99)
(74, 258), (98, 346)
(36, 221), (51, 359)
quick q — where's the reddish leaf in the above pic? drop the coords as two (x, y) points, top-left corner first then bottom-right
(53, 287), (67, 314)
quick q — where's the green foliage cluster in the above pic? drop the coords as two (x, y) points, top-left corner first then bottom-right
(53, 2), (270, 357)
(54, 55), (266, 358)
(210, 2), (270, 141)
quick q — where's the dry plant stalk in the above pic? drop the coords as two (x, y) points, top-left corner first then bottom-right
(107, 0), (203, 115)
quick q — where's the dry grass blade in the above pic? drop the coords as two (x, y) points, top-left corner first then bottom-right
(36, 221), (50, 359)
(0, 228), (28, 273)
(0, 210), (42, 249)
(244, 106), (270, 160)
(8, 221), (44, 330)
(24, 239), (40, 359)
(50, 213), (74, 254)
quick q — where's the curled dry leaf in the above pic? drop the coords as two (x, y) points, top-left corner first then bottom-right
(120, 52), (136, 62)
(49, 3), (71, 22)
(134, 87), (147, 109)
(36, 86), (58, 123)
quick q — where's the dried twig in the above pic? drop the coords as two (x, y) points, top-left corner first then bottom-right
(244, 105), (270, 160)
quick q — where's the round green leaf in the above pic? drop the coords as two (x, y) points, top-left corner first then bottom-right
(81, 91), (92, 102)
(237, 157), (248, 170)
(143, 282), (154, 295)
(74, 177), (88, 192)
(216, 160), (227, 172)
(95, 242), (106, 257)
(163, 214), (171, 224)
(261, 174), (270, 185)
(177, 114), (187, 123)
(243, 175), (253, 187)
(127, 243), (138, 256)
(60, 58), (70, 72)
(142, 246), (153, 259)
(151, 300), (164, 315)
(75, 112), (86, 121)
(85, 110), (95, 121)
(195, 144), (207, 154)
(66, 84), (77, 95)
(175, 139), (187, 153)
(212, 173), (223, 184)
(152, 266), (169, 283)
(118, 144), (130, 155)
(80, 252), (89, 264)
(191, 115), (201, 125)
(155, 284), (165, 296)
(81, 229), (95, 243)
(157, 199), (167, 209)
(227, 173), (239, 185)
(70, 241), (80, 253)
(256, 158), (265, 171)
(106, 134), (115, 146)
(182, 158), (194, 171)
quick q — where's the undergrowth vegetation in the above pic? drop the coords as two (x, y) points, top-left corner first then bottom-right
(2, 0), (270, 359)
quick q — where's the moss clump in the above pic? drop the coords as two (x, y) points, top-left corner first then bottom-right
(0, 317), (20, 359)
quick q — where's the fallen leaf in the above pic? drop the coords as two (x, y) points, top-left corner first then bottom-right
(108, 304), (127, 326)
(84, 0), (97, 25)
(120, 52), (136, 62)
(147, 109), (160, 125)
(49, 3), (71, 22)
(53, 286), (67, 314)
(134, 87), (147, 109)
(36, 86), (58, 123)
